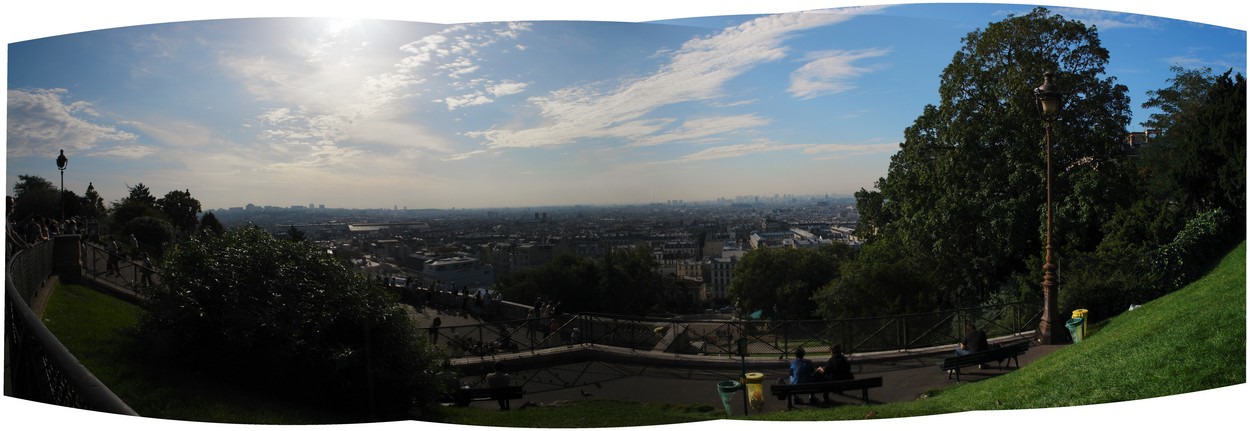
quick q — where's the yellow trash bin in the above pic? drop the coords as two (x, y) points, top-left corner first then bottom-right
(1071, 309), (1089, 341)
(743, 372), (765, 413)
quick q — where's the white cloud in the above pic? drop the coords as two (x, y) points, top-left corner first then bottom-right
(471, 7), (882, 150)
(488, 80), (529, 97)
(441, 92), (494, 110)
(658, 140), (804, 164)
(6, 88), (138, 157)
(653, 138), (898, 165)
(442, 149), (490, 161)
(788, 48), (890, 100)
(1055, 7), (1162, 30)
(217, 20), (535, 170)
(88, 145), (159, 159)
(628, 114), (771, 148)
(801, 141), (900, 160)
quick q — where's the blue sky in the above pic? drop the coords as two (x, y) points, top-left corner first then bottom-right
(4, 1), (1246, 211)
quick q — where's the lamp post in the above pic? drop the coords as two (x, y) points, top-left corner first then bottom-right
(56, 149), (68, 221)
(1033, 72), (1062, 344)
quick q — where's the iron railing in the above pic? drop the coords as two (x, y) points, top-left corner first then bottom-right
(425, 302), (1041, 360)
(4, 238), (138, 415)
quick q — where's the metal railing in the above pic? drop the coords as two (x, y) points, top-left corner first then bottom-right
(4, 238), (138, 415)
(425, 302), (1040, 360)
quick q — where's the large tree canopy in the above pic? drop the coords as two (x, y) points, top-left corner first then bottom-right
(1141, 67), (1247, 222)
(140, 226), (447, 419)
(848, 7), (1132, 310)
(157, 189), (202, 234)
(730, 243), (853, 320)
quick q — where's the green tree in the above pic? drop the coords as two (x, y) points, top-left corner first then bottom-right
(139, 226), (446, 419)
(851, 7), (1132, 310)
(126, 182), (157, 207)
(11, 175), (59, 220)
(287, 225), (307, 242)
(82, 182), (107, 220)
(198, 211), (225, 236)
(157, 189), (202, 234)
(729, 244), (853, 320)
(1141, 67), (1246, 223)
(110, 183), (165, 231)
(122, 216), (175, 253)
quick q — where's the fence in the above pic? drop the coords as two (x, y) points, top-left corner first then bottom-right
(420, 297), (1041, 360)
(4, 238), (138, 415)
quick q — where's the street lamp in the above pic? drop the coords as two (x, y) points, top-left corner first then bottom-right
(1033, 72), (1062, 344)
(56, 149), (68, 221)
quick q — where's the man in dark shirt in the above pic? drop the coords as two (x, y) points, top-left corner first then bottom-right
(814, 344), (854, 404)
(956, 323), (989, 355)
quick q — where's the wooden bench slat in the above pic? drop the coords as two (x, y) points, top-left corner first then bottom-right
(939, 341), (1030, 382)
(768, 377), (883, 409)
(446, 385), (525, 407)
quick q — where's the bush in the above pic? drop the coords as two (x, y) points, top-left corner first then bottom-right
(1063, 208), (1238, 321)
(139, 226), (447, 420)
(1148, 208), (1236, 292)
(122, 215), (175, 251)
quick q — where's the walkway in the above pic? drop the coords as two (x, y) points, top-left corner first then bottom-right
(409, 303), (1063, 414)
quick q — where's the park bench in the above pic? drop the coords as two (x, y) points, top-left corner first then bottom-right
(939, 341), (1031, 382)
(769, 376), (883, 410)
(447, 385), (525, 408)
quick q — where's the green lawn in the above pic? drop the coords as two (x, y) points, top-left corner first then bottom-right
(41, 284), (359, 424)
(39, 241), (1245, 426)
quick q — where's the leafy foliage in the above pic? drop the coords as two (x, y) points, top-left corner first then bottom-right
(11, 174), (59, 220)
(139, 226), (447, 419)
(199, 211), (225, 236)
(730, 244), (853, 320)
(1141, 67), (1246, 222)
(501, 248), (666, 315)
(122, 216), (175, 252)
(157, 189), (202, 234)
(847, 7), (1133, 313)
(83, 182), (107, 219)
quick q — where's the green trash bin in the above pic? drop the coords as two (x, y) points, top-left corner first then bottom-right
(716, 380), (742, 415)
(1066, 317), (1085, 343)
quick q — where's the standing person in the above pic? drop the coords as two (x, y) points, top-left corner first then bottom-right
(786, 347), (818, 404)
(106, 240), (121, 275)
(429, 316), (443, 344)
(128, 233), (140, 258)
(814, 344), (854, 404)
(486, 361), (512, 411)
(140, 252), (155, 288)
(525, 307), (537, 341)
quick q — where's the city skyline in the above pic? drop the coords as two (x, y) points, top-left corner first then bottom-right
(5, 1), (1246, 211)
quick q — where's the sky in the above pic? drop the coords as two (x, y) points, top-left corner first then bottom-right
(4, 1), (1247, 212)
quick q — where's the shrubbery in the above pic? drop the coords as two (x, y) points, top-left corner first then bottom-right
(1061, 208), (1236, 320)
(139, 226), (447, 420)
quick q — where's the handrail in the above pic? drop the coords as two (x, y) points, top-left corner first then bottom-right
(420, 297), (1041, 360)
(5, 238), (139, 416)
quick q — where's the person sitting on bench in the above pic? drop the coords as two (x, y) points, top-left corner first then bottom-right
(814, 344), (854, 403)
(786, 347), (818, 404)
(954, 323), (990, 373)
(486, 361), (512, 411)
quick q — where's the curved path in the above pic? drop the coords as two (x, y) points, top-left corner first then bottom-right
(410, 304), (1063, 414)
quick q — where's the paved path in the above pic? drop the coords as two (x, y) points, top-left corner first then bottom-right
(408, 303), (1064, 415)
